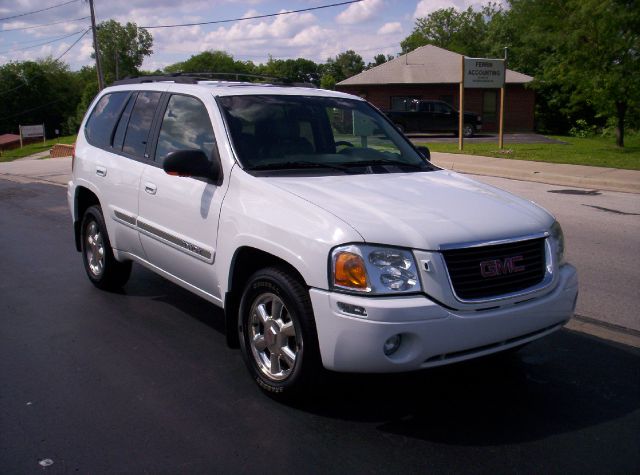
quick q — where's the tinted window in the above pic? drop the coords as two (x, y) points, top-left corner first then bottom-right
(112, 93), (136, 150)
(85, 92), (128, 147)
(219, 95), (429, 174)
(122, 91), (161, 157)
(155, 95), (216, 163)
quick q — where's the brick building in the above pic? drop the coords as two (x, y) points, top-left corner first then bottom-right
(336, 45), (535, 132)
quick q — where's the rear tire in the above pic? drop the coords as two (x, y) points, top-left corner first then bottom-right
(463, 123), (475, 138)
(81, 205), (131, 290)
(238, 267), (321, 398)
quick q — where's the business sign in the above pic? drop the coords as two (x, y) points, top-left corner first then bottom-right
(20, 124), (45, 138)
(463, 58), (505, 88)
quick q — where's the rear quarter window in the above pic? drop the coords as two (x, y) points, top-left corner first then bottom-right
(84, 92), (129, 147)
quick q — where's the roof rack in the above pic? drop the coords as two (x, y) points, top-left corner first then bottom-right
(112, 72), (317, 88)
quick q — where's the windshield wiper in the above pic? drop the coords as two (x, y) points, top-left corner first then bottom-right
(248, 161), (352, 173)
(341, 159), (429, 170)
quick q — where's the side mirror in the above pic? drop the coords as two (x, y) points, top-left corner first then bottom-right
(416, 146), (431, 161)
(163, 149), (221, 183)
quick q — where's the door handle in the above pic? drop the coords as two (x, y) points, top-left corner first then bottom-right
(96, 166), (107, 177)
(144, 182), (157, 195)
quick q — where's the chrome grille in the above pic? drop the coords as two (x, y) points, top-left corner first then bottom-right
(442, 238), (546, 300)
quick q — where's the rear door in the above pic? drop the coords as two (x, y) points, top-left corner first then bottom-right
(136, 92), (225, 299)
(82, 91), (149, 257)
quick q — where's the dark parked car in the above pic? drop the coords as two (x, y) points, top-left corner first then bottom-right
(386, 99), (482, 137)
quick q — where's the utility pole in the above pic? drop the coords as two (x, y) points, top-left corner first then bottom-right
(88, 0), (105, 91)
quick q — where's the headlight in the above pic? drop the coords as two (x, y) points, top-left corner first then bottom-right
(331, 245), (421, 294)
(549, 220), (565, 266)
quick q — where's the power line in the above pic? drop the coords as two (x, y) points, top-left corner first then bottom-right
(55, 27), (90, 61)
(140, 0), (363, 29)
(0, 16), (89, 33)
(0, 28), (90, 97)
(0, 29), (86, 55)
(0, 0), (78, 22)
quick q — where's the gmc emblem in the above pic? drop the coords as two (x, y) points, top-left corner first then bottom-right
(480, 256), (525, 278)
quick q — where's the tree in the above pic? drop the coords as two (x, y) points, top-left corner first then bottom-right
(366, 53), (394, 69)
(164, 50), (255, 78)
(323, 50), (365, 83)
(504, 0), (639, 146)
(0, 59), (81, 136)
(257, 57), (321, 84)
(543, 0), (639, 146)
(400, 6), (497, 57)
(95, 20), (153, 84)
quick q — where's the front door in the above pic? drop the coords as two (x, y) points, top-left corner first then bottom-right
(137, 93), (225, 299)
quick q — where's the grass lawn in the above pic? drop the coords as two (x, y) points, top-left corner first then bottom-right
(0, 135), (76, 163)
(417, 134), (640, 170)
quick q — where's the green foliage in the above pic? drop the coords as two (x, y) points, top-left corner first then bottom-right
(96, 20), (153, 84)
(366, 54), (394, 69)
(164, 50), (252, 75)
(0, 59), (83, 137)
(320, 73), (336, 90)
(256, 56), (321, 84)
(323, 50), (364, 83)
(400, 4), (506, 57)
(569, 119), (598, 138)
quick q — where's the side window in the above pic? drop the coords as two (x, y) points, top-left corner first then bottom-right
(122, 91), (161, 158)
(84, 92), (128, 147)
(155, 95), (216, 164)
(112, 93), (137, 150)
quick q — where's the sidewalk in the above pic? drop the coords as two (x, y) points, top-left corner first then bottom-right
(0, 155), (71, 186)
(431, 152), (640, 194)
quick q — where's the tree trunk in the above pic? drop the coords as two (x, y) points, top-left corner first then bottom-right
(615, 101), (626, 148)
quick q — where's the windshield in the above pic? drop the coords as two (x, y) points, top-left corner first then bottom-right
(217, 94), (432, 175)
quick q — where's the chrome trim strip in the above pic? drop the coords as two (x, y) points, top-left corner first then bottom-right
(137, 219), (214, 263)
(113, 209), (137, 226)
(441, 237), (555, 305)
(438, 232), (549, 251)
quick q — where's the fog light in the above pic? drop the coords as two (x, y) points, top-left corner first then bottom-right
(383, 334), (402, 356)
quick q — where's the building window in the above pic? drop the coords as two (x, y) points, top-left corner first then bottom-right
(390, 96), (420, 111)
(483, 91), (497, 122)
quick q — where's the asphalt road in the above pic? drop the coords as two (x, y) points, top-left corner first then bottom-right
(469, 174), (640, 333)
(1, 178), (639, 474)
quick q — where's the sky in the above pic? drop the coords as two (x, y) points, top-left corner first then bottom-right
(0, 0), (492, 71)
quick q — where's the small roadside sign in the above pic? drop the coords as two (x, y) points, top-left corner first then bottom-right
(463, 58), (505, 89)
(19, 124), (45, 147)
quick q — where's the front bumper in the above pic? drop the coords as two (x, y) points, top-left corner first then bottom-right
(309, 264), (578, 372)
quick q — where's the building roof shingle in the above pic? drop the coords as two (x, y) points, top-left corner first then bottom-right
(338, 45), (533, 86)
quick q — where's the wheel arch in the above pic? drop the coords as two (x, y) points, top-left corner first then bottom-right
(74, 186), (101, 252)
(224, 246), (308, 348)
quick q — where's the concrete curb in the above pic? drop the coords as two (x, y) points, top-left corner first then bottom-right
(431, 152), (640, 194)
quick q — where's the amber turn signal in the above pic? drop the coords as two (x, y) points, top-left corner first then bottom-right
(334, 252), (369, 290)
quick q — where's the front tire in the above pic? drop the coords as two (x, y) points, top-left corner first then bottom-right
(81, 205), (132, 290)
(238, 267), (321, 397)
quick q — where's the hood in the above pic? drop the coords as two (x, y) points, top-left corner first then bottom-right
(268, 170), (553, 250)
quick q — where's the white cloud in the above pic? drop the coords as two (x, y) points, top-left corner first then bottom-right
(377, 22), (402, 35)
(336, 0), (384, 25)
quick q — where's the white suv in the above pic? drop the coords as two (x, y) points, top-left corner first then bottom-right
(68, 76), (578, 396)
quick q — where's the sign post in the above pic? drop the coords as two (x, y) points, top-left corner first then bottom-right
(462, 56), (506, 149)
(498, 48), (508, 149)
(458, 56), (464, 151)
